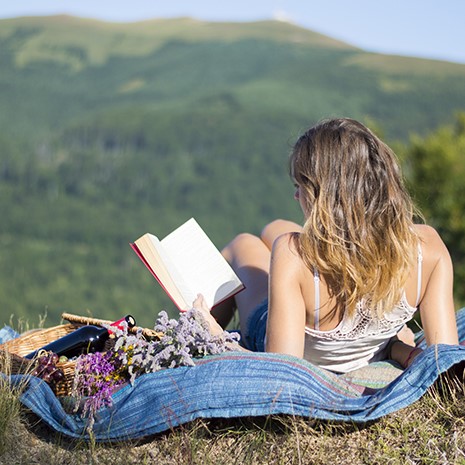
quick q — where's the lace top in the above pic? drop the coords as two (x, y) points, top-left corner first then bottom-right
(303, 247), (422, 373)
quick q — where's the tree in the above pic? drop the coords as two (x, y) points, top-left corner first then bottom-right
(402, 113), (465, 305)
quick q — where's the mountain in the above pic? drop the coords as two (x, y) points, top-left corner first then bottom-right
(1, 16), (464, 327)
(1, 15), (465, 142)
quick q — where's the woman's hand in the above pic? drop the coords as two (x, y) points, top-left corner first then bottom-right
(192, 294), (224, 336)
(389, 339), (423, 368)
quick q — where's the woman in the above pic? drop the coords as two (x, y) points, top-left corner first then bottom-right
(195, 118), (458, 373)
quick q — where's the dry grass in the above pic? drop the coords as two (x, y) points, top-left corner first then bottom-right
(0, 374), (464, 465)
(0, 369), (23, 456)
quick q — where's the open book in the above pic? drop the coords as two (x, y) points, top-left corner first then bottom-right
(131, 218), (244, 311)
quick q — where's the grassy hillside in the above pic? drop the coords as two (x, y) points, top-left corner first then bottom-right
(1, 15), (465, 141)
(0, 15), (356, 68)
(1, 16), (465, 328)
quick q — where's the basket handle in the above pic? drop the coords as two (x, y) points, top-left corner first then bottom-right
(61, 312), (162, 339)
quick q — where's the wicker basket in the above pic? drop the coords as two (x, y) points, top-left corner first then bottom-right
(0, 313), (162, 397)
(0, 323), (85, 396)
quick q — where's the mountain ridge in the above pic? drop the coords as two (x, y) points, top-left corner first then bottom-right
(2, 15), (464, 67)
(0, 15), (358, 68)
(1, 15), (464, 142)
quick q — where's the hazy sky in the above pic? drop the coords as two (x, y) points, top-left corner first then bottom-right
(1, 0), (464, 64)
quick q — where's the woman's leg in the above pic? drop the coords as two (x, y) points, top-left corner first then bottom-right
(210, 297), (237, 329)
(220, 233), (271, 336)
(212, 220), (303, 331)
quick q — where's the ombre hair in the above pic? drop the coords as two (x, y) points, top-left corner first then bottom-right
(290, 118), (419, 317)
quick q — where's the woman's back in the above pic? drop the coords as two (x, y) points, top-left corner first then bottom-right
(296, 225), (431, 332)
(302, 244), (421, 372)
(265, 224), (457, 372)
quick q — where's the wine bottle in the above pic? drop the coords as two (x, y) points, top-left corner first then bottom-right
(25, 315), (136, 360)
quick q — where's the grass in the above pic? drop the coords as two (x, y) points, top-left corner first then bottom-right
(0, 373), (464, 465)
(0, 368), (22, 456)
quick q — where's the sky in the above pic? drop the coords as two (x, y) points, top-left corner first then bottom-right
(1, 0), (464, 64)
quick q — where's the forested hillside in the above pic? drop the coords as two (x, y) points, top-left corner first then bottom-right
(1, 16), (465, 328)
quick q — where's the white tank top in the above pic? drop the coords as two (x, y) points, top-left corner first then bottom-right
(304, 247), (422, 373)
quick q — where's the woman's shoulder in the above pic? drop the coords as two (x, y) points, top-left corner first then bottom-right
(414, 224), (445, 247)
(414, 224), (451, 265)
(414, 223), (440, 239)
(271, 232), (306, 269)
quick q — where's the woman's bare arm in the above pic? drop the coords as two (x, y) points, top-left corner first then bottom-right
(265, 233), (307, 358)
(418, 225), (458, 345)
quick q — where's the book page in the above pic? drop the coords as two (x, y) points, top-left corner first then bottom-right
(161, 218), (244, 309)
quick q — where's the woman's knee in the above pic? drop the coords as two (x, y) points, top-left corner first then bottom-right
(222, 232), (261, 262)
(261, 219), (301, 248)
(229, 232), (261, 252)
(261, 219), (288, 239)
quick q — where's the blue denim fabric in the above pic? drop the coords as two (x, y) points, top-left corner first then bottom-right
(6, 309), (465, 442)
(243, 299), (268, 351)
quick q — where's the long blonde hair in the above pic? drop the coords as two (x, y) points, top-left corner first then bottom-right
(290, 118), (419, 317)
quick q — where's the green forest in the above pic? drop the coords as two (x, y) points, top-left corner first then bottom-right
(1, 16), (465, 328)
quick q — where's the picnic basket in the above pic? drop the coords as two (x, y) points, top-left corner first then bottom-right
(0, 313), (161, 396)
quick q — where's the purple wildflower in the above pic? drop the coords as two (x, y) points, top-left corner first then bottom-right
(71, 307), (240, 431)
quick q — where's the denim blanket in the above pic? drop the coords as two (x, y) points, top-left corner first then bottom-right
(5, 310), (465, 442)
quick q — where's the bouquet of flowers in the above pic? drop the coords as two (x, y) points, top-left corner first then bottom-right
(70, 308), (240, 429)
